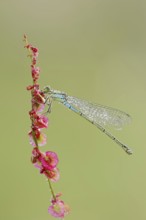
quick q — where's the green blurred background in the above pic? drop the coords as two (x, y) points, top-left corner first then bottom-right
(1, 0), (146, 219)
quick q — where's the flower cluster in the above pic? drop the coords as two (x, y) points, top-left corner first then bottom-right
(24, 35), (69, 218)
(25, 40), (47, 148)
(48, 193), (70, 218)
(31, 148), (60, 182)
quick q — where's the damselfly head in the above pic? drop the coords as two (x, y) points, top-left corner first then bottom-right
(43, 86), (52, 94)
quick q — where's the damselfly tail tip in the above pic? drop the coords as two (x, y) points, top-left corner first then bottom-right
(126, 148), (133, 155)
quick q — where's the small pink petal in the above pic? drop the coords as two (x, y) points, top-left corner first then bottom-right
(34, 103), (45, 113)
(32, 88), (45, 104)
(31, 66), (40, 81)
(39, 151), (58, 171)
(34, 114), (48, 129)
(44, 168), (60, 182)
(33, 161), (43, 170)
(28, 130), (47, 147)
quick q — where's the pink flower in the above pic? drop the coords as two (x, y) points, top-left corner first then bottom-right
(44, 168), (60, 182)
(31, 66), (40, 81)
(31, 149), (60, 181)
(30, 46), (39, 58)
(29, 129), (47, 147)
(33, 102), (45, 113)
(32, 87), (45, 104)
(27, 84), (45, 112)
(26, 85), (34, 90)
(31, 148), (44, 170)
(31, 147), (42, 162)
(48, 195), (70, 218)
(32, 88), (45, 113)
(29, 110), (48, 129)
(34, 114), (48, 129)
(41, 151), (59, 170)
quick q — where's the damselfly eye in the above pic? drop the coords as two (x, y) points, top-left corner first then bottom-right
(43, 86), (51, 94)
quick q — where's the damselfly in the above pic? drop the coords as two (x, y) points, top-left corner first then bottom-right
(43, 86), (132, 155)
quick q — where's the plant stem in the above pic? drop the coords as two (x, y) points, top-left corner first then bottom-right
(48, 178), (56, 201)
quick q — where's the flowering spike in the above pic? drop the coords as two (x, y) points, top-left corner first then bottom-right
(24, 35), (70, 218)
